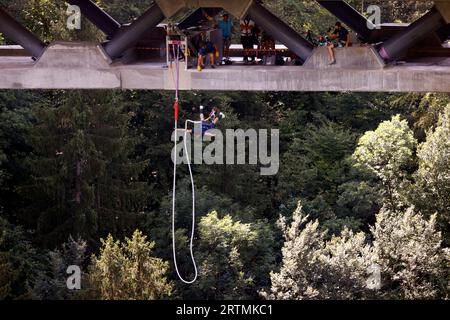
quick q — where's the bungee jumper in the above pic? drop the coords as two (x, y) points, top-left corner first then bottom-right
(199, 105), (226, 134)
(189, 105), (226, 136)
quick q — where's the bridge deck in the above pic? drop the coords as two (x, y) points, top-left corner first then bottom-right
(0, 43), (449, 92)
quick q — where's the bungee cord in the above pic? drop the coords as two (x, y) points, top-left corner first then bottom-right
(170, 42), (198, 284)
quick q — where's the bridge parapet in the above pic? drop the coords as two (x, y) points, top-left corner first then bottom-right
(35, 42), (112, 69)
(303, 46), (385, 70)
(0, 42), (120, 89)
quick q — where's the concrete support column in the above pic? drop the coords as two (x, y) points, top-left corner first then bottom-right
(69, 0), (121, 37)
(247, 2), (313, 62)
(103, 4), (165, 59)
(317, 0), (375, 42)
(0, 7), (46, 58)
(379, 7), (446, 60)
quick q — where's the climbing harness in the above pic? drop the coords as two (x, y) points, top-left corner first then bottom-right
(170, 39), (198, 284)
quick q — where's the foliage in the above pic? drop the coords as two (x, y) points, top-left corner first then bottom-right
(265, 203), (448, 300)
(87, 230), (173, 300)
(33, 237), (87, 300)
(413, 105), (450, 245)
(18, 91), (148, 247)
(372, 207), (448, 299)
(0, 217), (45, 299)
(0, 0), (448, 301)
(186, 212), (275, 300)
(264, 202), (373, 300)
(353, 115), (417, 210)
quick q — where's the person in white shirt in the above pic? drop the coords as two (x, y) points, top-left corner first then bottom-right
(240, 17), (256, 64)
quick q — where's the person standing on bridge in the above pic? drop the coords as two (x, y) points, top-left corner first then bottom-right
(327, 22), (350, 65)
(240, 17), (256, 64)
(217, 13), (234, 65)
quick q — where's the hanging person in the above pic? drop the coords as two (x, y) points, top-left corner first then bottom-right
(197, 105), (226, 136)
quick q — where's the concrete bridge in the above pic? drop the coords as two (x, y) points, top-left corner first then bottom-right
(0, 0), (449, 92)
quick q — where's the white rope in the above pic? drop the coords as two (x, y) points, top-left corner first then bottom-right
(171, 43), (198, 284)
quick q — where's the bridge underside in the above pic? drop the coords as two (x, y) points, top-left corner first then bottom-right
(1, 43), (449, 92)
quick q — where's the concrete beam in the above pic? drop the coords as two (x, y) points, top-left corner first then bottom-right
(1, 43), (449, 92)
(69, 0), (121, 37)
(155, 0), (254, 19)
(183, 65), (450, 93)
(317, 0), (375, 42)
(0, 8), (46, 58)
(247, 2), (314, 62)
(103, 4), (165, 59)
(379, 7), (446, 60)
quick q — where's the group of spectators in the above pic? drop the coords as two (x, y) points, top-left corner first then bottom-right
(197, 12), (278, 71)
(197, 11), (351, 70)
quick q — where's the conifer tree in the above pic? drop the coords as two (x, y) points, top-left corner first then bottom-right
(186, 211), (275, 300)
(87, 230), (172, 300)
(20, 91), (147, 247)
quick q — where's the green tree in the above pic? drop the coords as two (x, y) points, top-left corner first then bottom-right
(19, 91), (147, 247)
(264, 202), (373, 300)
(144, 181), (235, 263)
(413, 105), (450, 245)
(372, 207), (448, 299)
(87, 230), (172, 300)
(265, 202), (448, 300)
(0, 0), (103, 42)
(0, 91), (37, 222)
(280, 118), (364, 232)
(99, 0), (151, 23)
(33, 237), (87, 300)
(353, 0), (433, 23)
(353, 115), (417, 210)
(0, 217), (45, 299)
(390, 93), (450, 141)
(186, 211), (275, 300)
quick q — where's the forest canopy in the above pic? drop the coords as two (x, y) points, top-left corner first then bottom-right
(0, 0), (449, 300)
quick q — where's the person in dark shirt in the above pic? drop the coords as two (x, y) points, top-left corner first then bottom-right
(327, 22), (350, 65)
(198, 39), (218, 71)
